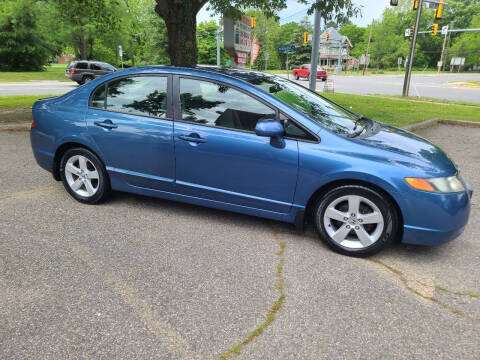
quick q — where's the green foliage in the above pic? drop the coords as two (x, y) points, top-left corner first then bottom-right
(0, 0), (51, 71)
(450, 14), (480, 67)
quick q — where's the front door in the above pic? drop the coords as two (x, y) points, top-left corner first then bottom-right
(86, 75), (175, 192)
(173, 76), (299, 214)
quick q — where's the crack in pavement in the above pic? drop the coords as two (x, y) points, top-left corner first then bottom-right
(218, 229), (286, 359)
(368, 258), (480, 323)
(70, 242), (200, 360)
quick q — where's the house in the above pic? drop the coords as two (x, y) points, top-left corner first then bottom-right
(318, 27), (356, 70)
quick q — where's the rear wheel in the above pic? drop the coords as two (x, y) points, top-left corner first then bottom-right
(314, 185), (397, 257)
(60, 148), (110, 204)
(295, 73), (299, 80)
(82, 75), (94, 84)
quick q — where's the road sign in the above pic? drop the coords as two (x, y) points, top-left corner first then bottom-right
(437, 61), (443, 67)
(278, 45), (296, 52)
(359, 54), (365, 65)
(405, 28), (411, 37)
(398, 57), (403, 65)
(265, 52), (269, 61)
(441, 25), (449, 35)
(118, 45), (123, 58)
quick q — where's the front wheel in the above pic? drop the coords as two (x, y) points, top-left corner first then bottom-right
(314, 185), (397, 257)
(60, 148), (111, 204)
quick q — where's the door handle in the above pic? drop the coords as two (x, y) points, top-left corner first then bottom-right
(178, 134), (206, 143)
(94, 119), (118, 129)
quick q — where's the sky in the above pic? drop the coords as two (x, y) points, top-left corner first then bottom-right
(197, 0), (389, 28)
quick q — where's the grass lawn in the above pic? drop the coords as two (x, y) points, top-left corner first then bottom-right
(0, 95), (59, 108)
(1, 92), (479, 127)
(322, 92), (480, 127)
(0, 64), (69, 82)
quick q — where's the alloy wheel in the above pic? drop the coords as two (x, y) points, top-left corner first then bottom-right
(64, 155), (100, 197)
(322, 195), (384, 250)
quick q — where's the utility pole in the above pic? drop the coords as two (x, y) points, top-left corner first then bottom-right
(309, 5), (321, 91)
(438, 28), (448, 73)
(216, 29), (221, 67)
(363, 20), (374, 76)
(402, 0), (424, 97)
(442, 23), (452, 71)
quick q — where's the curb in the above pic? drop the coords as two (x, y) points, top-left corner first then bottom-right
(403, 119), (480, 132)
(0, 123), (30, 131)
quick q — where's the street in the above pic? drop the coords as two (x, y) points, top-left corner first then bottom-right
(280, 72), (480, 103)
(1, 125), (479, 359)
(0, 81), (77, 96)
(2, 73), (480, 104)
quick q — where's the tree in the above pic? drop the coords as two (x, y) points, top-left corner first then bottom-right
(450, 13), (480, 68)
(154, 0), (361, 66)
(51, 0), (121, 60)
(0, 0), (51, 70)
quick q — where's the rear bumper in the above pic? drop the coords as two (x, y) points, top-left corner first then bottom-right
(30, 130), (54, 174)
(401, 179), (472, 246)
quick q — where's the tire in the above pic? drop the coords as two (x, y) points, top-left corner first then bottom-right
(295, 73), (299, 80)
(322, 78), (327, 82)
(60, 148), (111, 204)
(313, 185), (397, 257)
(82, 75), (93, 84)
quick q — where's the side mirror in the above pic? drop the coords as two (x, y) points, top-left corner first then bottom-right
(255, 119), (285, 148)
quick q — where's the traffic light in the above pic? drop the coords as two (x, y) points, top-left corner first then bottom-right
(303, 32), (308, 44)
(410, 25), (415, 40)
(251, 17), (256, 29)
(432, 23), (439, 36)
(435, 0), (444, 19)
(413, 0), (419, 10)
(390, 0), (399, 6)
(325, 32), (330, 42)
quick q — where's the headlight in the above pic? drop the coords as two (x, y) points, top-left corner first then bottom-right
(405, 176), (465, 193)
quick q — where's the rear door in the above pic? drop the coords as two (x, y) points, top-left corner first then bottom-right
(85, 75), (175, 192)
(173, 76), (299, 214)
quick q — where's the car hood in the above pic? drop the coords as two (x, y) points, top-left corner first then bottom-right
(356, 123), (457, 177)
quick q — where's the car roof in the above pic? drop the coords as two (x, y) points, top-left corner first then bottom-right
(131, 65), (274, 84)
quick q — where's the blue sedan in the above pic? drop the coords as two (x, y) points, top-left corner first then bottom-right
(30, 66), (473, 256)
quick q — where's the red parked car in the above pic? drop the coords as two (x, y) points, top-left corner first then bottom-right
(292, 64), (328, 81)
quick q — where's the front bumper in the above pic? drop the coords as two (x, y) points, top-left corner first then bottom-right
(401, 179), (472, 246)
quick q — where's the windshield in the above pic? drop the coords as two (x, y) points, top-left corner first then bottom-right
(247, 75), (361, 136)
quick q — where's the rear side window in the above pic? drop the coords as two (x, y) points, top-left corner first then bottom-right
(90, 76), (168, 118)
(76, 62), (88, 69)
(91, 85), (105, 108)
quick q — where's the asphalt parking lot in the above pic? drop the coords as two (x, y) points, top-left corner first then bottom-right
(1, 125), (479, 359)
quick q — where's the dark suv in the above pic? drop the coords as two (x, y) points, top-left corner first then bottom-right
(65, 61), (116, 85)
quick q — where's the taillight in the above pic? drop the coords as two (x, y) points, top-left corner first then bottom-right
(31, 118), (35, 129)
(71, 68), (76, 74)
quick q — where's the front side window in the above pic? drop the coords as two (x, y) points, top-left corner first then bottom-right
(90, 76), (168, 118)
(101, 64), (115, 72)
(179, 78), (275, 132)
(90, 63), (102, 70)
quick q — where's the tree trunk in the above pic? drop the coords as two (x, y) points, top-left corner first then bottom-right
(80, 28), (87, 60)
(155, 0), (206, 66)
(129, 39), (135, 67)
